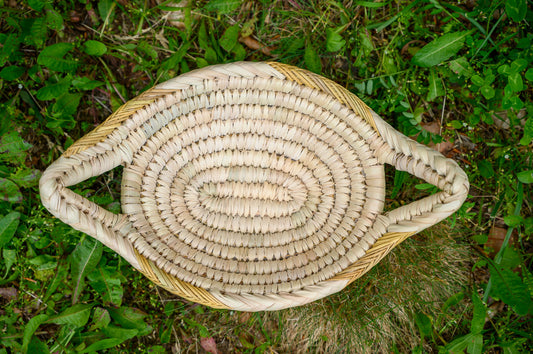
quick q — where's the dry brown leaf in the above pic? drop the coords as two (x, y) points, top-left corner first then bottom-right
(200, 337), (219, 354)
(0, 287), (17, 300)
(239, 36), (274, 57)
(486, 226), (515, 256)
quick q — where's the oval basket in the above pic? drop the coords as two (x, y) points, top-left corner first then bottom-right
(40, 62), (469, 311)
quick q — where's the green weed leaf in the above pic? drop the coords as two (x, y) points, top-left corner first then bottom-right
(477, 160), (494, 178)
(0, 34), (20, 66)
(28, 0), (46, 11)
(0, 212), (21, 249)
(525, 68), (533, 82)
(205, 0), (242, 14)
(470, 293), (486, 334)
(69, 237), (103, 304)
(490, 266), (532, 316)
(0, 178), (23, 203)
(36, 76), (71, 101)
(46, 9), (64, 31)
(0, 131), (31, 163)
(83, 40), (107, 56)
(427, 68), (444, 101)
(89, 307), (111, 331)
(504, 215), (522, 227)
(102, 325), (138, 340)
(80, 338), (124, 353)
(517, 170), (533, 184)
(326, 27), (346, 52)
(37, 43), (79, 73)
(508, 72), (523, 92)
(22, 314), (49, 353)
(480, 86), (495, 100)
(219, 25), (239, 52)
(414, 312), (432, 341)
(445, 333), (474, 353)
(304, 44), (321, 74)
(72, 77), (104, 91)
(467, 333), (483, 354)
(2, 248), (17, 277)
(47, 304), (93, 327)
(506, 0), (527, 22)
(412, 31), (471, 67)
(53, 92), (82, 117)
(30, 17), (48, 48)
(88, 266), (124, 306)
(449, 57), (474, 77)
(0, 65), (25, 81)
(98, 0), (116, 24)
(108, 307), (152, 336)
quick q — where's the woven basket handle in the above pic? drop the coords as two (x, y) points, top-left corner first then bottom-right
(39, 152), (140, 269)
(372, 113), (469, 236)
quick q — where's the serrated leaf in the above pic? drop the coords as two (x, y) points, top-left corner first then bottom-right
(490, 266), (532, 316)
(204, 0), (242, 14)
(47, 304), (93, 327)
(412, 31), (471, 67)
(0, 65), (25, 81)
(30, 17), (47, 48)
(326, 27), (346, 52)
(508, 72), (523, 92)
(69, 237), (103, 304)
(517, 170), (533, 184)
(37, 43), (79, 73)
(28, 0), (45, 11)
(0, 131), (31, 163)
(36, 76), (71, 101)
(0, 178), (23, 203)
(0, 34), (20, 66)
(506, 0), (527, 22)
(0, 212), (21, 249)
(80, 338), (124, 353)
(22, 314), (49, 353)
(470, 293), (486, 334)
(304, 44), (321, 74)
(83, 40), (107, 56)
(46, 9), (64, 31)
(219, 25), (240, 52)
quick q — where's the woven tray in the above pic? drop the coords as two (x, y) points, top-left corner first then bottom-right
(40, 62), (469, 311)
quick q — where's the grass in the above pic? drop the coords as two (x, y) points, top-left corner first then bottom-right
(0, 0), (532, 352)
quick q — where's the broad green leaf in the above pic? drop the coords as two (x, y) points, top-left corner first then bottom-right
(53, 92), (82, 117)
(0, 178), (23, 203)
(36, 76), (71, 101)
(504, 215), (522, 227)
(471, 74), (485, 87)
(80, 338), (124, 353)
(0, 34), (20, 66)
(28, 336), (50, 354)
(470, 293), (486, 334)
(412, 31), (471, 67)
(517, 170), (533, 184)
(2, 248), (17, 277)
(219, 25), (240, 52)
(0, 212), (21, 249)
(22, 314), (49, 353)
(445, 333), (474, 353)
(28, 0), (46, 11)
(204, 47), (217, 64)
(480, 86), (495, 100)
(204, 0), (242, 14)
(10, 168), (42, 188)
(69, 237), (103, 304)
(356, 1), (388, 7)
(30, 17), (48, 48)
(72, 76), (104, 91)
(88, 266), (123, 306)
(102, 325), (138, 340)
(47, 304), (93, 327)
(506, 0), (527, 22)
(490, 266), (532, 316)
(304, 44), (321, 74)
(83, 40), (107, 56)
(449, 57), (474, 78)
(508, 72), (523, 92)
(46, 9), (64, 31)
(525, 68), (533, 81)
(108, 307), (152, 336)
(326, 27), (346, 52)
(477, 160), (494, 178)
(0, 65), (25, 81)
(89, 307), (111, 331)
(467, 333), (483, 354)
(37, 43), (79, 73)
(414, 312), (432, 341)
(427, 68), (444, 101)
